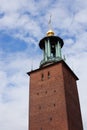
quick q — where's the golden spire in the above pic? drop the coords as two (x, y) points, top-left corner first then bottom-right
(46, 14), (55, 36)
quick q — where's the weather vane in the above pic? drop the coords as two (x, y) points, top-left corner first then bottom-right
(48, 14), (52, 30)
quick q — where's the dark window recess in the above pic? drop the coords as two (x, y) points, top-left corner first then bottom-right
(37, 92), (39, 95)
(53, 104), (56, 107)
(54, 90), (56, 93)
(48, 71), (50, 78)
(49, 117), (52, 121)
(40, 128), (42, 130)
(39, 106), (41, 110)
(41, 73), (44, 81)
(45, 91), (47, 94)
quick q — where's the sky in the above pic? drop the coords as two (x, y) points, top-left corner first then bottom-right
(0, 0), (87, 130)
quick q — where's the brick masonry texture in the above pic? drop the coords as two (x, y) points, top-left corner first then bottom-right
(62, 63), (83, 130)
(28, 61), (83, 130)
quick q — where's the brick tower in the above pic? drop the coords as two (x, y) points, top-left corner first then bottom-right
(27, 28), (83, 130)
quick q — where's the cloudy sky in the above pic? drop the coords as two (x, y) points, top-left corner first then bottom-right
(0, 0), (87, 130)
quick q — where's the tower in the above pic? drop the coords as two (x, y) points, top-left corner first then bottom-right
(27, 28), (83, 130)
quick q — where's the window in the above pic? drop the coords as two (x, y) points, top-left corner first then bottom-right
(49, 117), (52, 121)
(54, 90), (56, 93)
(48, 71), (50, 78)
(39, 106), (41, 110)
(45, 91), (47, 94)
(41, 73), (44, 81)
(53, 103), (56, 107)
(37, 92), (39, 95)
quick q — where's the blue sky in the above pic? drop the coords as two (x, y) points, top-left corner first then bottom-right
(0, 0), (87, 130)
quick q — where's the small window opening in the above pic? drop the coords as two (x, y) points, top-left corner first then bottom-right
(49, 117), (52, 121)
(41, 73), (44, 81)
(53, 104), (56, 107)
(45, 91), (47, 94)
(54, 90), (56, 93)
(37, 92), (39, 95)
(40, 128), (42, 130)
(39, 106), (41, 110)
(48, 71), (50, 78)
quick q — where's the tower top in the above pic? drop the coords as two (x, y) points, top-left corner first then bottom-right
(39, 16), (64, 67)
(46, 14), (55, 36)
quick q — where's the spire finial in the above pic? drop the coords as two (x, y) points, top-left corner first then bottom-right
(46, 14), (55, 36)
(48, 14), (52, 30)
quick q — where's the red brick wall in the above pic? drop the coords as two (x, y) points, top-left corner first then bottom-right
(28, 61), (83, 130)
(62, 63), (83, 130)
